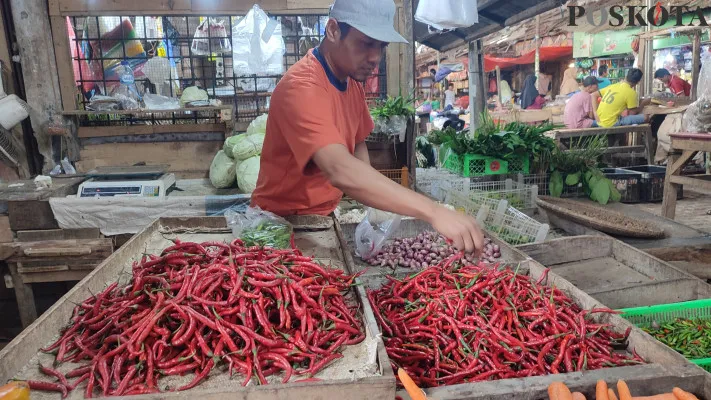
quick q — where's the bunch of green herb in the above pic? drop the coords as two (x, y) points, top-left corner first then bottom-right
(371, 95), (415, 119)
(240, 219), (293, 249)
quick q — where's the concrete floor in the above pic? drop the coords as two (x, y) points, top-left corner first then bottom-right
(635, 189), (711, 234)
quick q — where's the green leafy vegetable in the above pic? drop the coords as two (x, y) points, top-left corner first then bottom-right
(550, 171), (564, 197)
(240, 220), (292, 249)
(592, 179), (611, 205)
(371, 95), (415, 119)
(565, 172), (581, 186)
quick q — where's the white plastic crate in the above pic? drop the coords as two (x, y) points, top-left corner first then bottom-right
(509, 173), (586, 198)
(416, 168), (469, 202)
(441, 178), (538, 211)
(480, 205), (549, 246)
(443, 186), (548, 246)
(442, 187), (508, 223)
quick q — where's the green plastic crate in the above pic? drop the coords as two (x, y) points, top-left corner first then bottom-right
(619, 299), (711, 372)
(444, 153), (530, 177)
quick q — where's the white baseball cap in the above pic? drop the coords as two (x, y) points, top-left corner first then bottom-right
(330, 0), (408, 43)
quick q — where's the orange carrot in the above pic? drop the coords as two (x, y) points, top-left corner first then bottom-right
(608, 389), (619, 400)
(397, 368), (426, 400)
(548, 382), (574, 400)
(573, 392), (587, 400)
(672, 388), (700, 400)
(597, 380), (610, 400)
(617, 380), (633, 400)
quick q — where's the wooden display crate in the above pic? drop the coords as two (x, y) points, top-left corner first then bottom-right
(0, 216), (394, 400)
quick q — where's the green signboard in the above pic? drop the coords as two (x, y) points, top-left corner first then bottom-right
(574, 29), (640, 58)
(652, 11), (711, 49)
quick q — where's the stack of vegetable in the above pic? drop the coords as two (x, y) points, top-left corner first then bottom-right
(210, 114), (267, 192)
(548, 136), (621, 205)
(363, 232), (501, 268)
(548, 380), (700, 400)
(643, 318), (711, 360)
(27, 240), (364, 397)
(368, 260), (644, 388)
(427, 115), (557, 172)
(370, 95), (414, 142)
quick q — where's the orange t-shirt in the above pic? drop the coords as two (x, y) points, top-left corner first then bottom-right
(250, 48), (374, 216)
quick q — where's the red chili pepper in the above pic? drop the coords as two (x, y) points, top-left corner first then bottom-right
(28, 380), (68, 399)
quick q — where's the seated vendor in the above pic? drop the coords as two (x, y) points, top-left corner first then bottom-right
(250, 0), (484, 254)
(597, 68), (651, 127)
(521, 75), (546, 110)
(654, 68), (691, 97)
(564, 76), (599, 129)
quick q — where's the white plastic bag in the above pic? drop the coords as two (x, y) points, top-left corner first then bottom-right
(354, 208), (401, 260)
(225, 206), (293, 249)
(232, 5), (285, 76)
(415, 0), (479, 30)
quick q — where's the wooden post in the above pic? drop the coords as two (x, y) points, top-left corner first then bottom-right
(496, 65), (502, 102)
(10, 0), (63, 172)
(468, 40), (485, 130)
(8, 262), (37, 328)
(534, 15), (540, 79)
(691, 31), (701, 101)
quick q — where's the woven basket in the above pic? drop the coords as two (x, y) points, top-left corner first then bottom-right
(536, 196), (665, 239)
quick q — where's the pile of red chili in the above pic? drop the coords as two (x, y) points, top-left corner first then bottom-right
(368, 257), (645, 388)
(32, 239), (364, 398)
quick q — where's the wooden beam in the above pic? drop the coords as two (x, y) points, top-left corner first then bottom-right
(55, 0), (191, 15)
(8, 263), (37, 327)
(670, 175), (711, 191)
(691, 32), (701, 101)
(477, 0), (500, 10)
(77, 123), (227, 138)
(20, 270), (89, 284)
(50, 16), (77, 111)
(504, 0), (561, 27)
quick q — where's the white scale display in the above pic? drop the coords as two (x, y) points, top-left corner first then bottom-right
(77, 173), (176, 198)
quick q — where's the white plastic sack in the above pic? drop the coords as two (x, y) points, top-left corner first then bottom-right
(415, 0), (479, 30)
(232, 5), (285, 76)
(354, 208), (401, 260)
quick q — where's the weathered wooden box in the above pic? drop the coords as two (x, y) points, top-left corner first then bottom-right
(518, 236), (711, 309)
(0, 216), (395, 400)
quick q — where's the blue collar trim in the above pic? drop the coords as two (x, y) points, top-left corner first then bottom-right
(313, 47), (347, 92)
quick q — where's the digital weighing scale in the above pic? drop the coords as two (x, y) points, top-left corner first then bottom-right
(77, 165), (176, 198)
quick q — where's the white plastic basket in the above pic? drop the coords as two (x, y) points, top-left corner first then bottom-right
(443, 186), (548, 246)
(441, 178), (538, 211)
(508, 173), (586, 198)
(480, 205), (550, 246)
(416, 168), (468, 202)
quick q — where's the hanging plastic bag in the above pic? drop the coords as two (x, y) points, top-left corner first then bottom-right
(232, 5), (285, 76)
(354, 208), (401, 259)
(415, 0), (479, 30)
(225, 206), (294, 249)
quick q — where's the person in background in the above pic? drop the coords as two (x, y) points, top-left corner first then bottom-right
(597, 68), (651, 127)
(560, 66), (580, 96)
(564, 76), (599, 129)
(455, 92), (469, 109)
(499, 80), (513, 104)
(520, 75), (541, 110)
(654, 68), (691, 97)
(251, 0), (484, 253)
(597, 65), (611, 90)
(444, 83), (456, 110)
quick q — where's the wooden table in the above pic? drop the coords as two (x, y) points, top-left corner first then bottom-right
(643, 104), (689, 116)
(547, 124), (655, 164)
(0, 176), (85, 231)
(662, 132), (711, 219)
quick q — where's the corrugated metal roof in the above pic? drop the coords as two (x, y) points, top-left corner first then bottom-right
(414, 0), (566, 51)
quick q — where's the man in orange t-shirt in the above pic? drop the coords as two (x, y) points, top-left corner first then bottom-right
(251, 0), (484, 253)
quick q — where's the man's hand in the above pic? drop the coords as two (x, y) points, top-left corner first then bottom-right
(313, 144), (485, 255)
(428, 206), (484, 255)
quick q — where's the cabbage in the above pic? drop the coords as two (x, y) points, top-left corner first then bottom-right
(209, 150), (236, 188)
(223, 135), (244, 158)
(236, 156), (261, 193)
(232, 133), (265, 161)
(246, 114), (268, 135)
